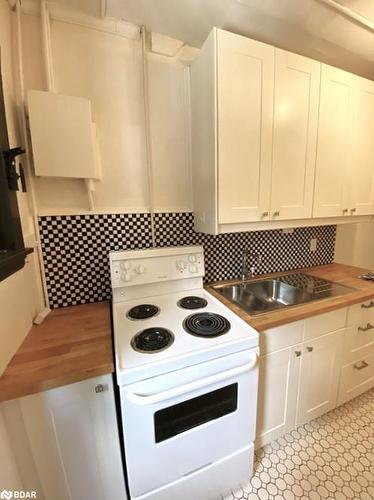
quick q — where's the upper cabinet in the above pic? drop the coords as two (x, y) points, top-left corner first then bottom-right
(191, 28), (374, 234)
(313, 65), (354, 218)
(217, 29), (274, 225)
(271, 49), (320, 221)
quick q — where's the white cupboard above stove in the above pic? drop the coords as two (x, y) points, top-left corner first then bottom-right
(190, 28), (374, 235)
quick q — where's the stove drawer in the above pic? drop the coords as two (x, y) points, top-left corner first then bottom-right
(120, 350), (259, 497)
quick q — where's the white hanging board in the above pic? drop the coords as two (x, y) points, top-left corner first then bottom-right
(27, 90), (98, 179)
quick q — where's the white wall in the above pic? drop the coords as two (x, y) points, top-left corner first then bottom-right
(0, 1), (41, 375)
(334, 222), (374, 270)
(21, 11), (193, 215)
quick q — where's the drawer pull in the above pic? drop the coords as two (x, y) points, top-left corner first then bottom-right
(358, 323), (374, 332)
(361, 301), (374, 309)
(353, 360), (369, 370)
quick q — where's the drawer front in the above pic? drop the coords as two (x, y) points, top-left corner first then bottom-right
(260, 321), (304, 355)
(304, 308), (347, 341)
(347, 300), (374, 326)
(344, 324), (374, 363)
(338, 353), (374, 405)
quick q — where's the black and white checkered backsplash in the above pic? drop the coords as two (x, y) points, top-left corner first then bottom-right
(39, 213), (336, 308)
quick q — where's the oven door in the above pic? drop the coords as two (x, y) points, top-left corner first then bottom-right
(120, 349), (259, 498)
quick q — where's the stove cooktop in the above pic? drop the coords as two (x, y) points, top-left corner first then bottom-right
(113, 288), (258, 385)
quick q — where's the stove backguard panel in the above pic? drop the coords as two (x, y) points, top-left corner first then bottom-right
(38, 213), (336, 308)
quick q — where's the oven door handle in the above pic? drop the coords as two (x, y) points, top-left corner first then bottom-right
(127, 354), (258, 406)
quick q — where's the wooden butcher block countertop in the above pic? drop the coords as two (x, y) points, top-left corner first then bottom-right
(1, 263), (373, 403)
(206, 263), (374, 331)
(0, 301), (113, 402)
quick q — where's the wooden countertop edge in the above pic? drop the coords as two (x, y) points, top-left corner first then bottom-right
(205, 263), (374, 331)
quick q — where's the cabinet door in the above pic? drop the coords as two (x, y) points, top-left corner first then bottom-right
(313, 65), (354, 218)
(256, 345), (301, 448)
(6, 375), (126, 500)
(349, 76), (374, 215)
(297, 331), (343, 425)
(217, 29), (274, 224)
(270, 50), (320, 220)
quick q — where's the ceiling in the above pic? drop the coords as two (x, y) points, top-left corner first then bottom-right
(50, 0), (374, 78)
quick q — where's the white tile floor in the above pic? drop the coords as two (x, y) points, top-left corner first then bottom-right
(224, 389), (374, 500)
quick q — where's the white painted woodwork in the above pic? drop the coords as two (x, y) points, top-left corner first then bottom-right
(2, 375), (126, 500)
(347, 300), (374, 326)
(28, 90), (98, 179)
(313, 65), (354, 218)
(256, 345), (301, 448)
(349, 76), (374, 215)
(303, 308), (347, 340)
(260, 320), (304, 355)
(344, 325), (374, 364)
(270, 49), (320, 220)
(297, 331), (344, 425)
(338, 350), (374, 405)
(190, 29), (218, 234)
(217, 29), (274, 224)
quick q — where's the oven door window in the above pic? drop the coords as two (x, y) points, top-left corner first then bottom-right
(154, 383), (238, 443)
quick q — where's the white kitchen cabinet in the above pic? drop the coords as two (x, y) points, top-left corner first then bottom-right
(256, 345), (302, 448)
(270, 49), (320, 220)
(1, 375), (126, 500)
(313, 64), (354, 218)
(217, 29), (274, 224)
(350, 76), (374, 215)
(297, 331), (344, 425)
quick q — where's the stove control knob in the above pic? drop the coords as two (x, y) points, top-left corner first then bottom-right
(176, 260), (186, 271)
(120, 262), (131, 270)
(189, 264), (198, 274)
(188, 255), (197, 263)
(121, 272), (132, 282)
(135, 264), (145, 274)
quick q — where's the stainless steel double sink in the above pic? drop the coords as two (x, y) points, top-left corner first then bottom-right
(214, 273), (354, 316)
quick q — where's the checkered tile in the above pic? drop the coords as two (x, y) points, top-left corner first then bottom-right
(155, 213), (336, 283)
(39, 214), (152, 308)
(39, 213), (336, 308)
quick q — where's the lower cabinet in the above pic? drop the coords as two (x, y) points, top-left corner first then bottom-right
(256, 345), (301, 448)
(1, 374), (126, 500)
(256, 309), (347, 448)
(297, 331), (343, 425)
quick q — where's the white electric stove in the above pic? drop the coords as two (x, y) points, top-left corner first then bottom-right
(110, 246), (259, 500)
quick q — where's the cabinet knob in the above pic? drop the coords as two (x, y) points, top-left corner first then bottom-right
(273, 211), (280, 217)
(306, 346), (313, 352)
(295, 350), (302, 357)
(95, 384), (107, 393)
(342, 208), (348, 214)
(262, 212), (269, 217)
(351, 208), (356, 214)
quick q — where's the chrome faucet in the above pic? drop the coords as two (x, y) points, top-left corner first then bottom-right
(241, 250), (262, 283)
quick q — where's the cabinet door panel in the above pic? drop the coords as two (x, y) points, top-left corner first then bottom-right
(217, 29), (274, 223)
(256, 346), (301, 448)
(313, 65), (353, 217)
(297, 331), (343, 425)
(271, 50), (320, 220)
(350, 77), (374, 215)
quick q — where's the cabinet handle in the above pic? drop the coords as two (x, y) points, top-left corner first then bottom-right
(273, 211), (280, 217)
(262, 212), (269, 217)
(342, 208), (349, 214)
(295, 350), (302, 357)
(361, 301), (374, 309)
(95, 384), (107, 393)
(358, 323), (374, 332)
(306, 346), (313, 352)
(353, 360), (369, 370)
(350, 208), (356, 214)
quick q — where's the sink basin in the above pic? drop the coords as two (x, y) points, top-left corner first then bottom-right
(214, 273), (355, 316)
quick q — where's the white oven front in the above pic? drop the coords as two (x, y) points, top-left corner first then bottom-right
(120, 348), (259, 499)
